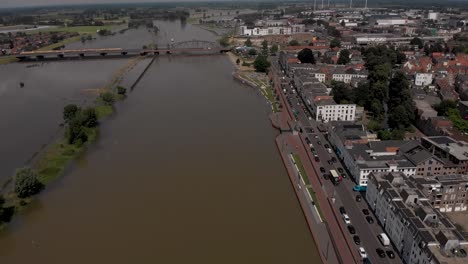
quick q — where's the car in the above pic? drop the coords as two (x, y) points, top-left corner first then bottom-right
(366, 216), (374, 224)
(460, 248), (467, 257)
(353, 235), (361, 245)
(356, 194), (362, 202)
(342, 214), (351, 225)
(324, 144), (330, 148)
(339, 206), (346, 214)
(317, 140), (321, 145)
(328, 160), (333, 165)
(320, 167), (326, 173)
(323, 174), (329, 180)
(386, 250), (395, 259)
(314, 156), (320, 162)
(358, 247), (367, 259)
(376, 248), (386, 258)
(311, 128), (315, 133)
(362, 209), (369, 215)
(337, 168), (344, 173)
(347, 225), (356, 234)
(341, 173), (347, 179)
(314, 134), (318, 138)
(305, 137), (311, 144)
(310, 147), (316, 152)
(331, 157), (337, 162)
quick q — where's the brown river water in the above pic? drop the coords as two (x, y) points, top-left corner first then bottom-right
(0, 20), (320, 263)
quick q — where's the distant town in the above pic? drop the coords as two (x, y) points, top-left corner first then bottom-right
(0, 1), (468, 264)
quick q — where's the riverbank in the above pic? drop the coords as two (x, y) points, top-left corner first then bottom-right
(0, 55), (152, 231)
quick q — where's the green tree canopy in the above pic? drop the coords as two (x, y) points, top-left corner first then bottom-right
(270, 44), (279, 54)
(434, 100), (458, 116)
(244, 38), (252, 47)
(288, 40), (300, 46)
(248, 49), (257, 56)
(337, 49), (351, 65)
(63, 104), (79, 123)
(330, 38), (341, 48)
(410, 37), (424, 49)
(14, 168), (44, 198)
(332, 81), (354, 103)
(261, 40), (268, 56)
(297, 48), (315, 64)
(253, 55), (271, 72)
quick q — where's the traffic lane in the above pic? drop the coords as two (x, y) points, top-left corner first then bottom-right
(310, 137), (396, 263)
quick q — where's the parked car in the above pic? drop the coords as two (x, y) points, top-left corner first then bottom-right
(358, 247), (367, 259)
(331, 157), (337, 162)
(317, 140), (321, 145)
(386, 250), (395, 259)
(347, 225), (356, 234)
(324, 144), (330, 148)
(337, 168), (344, 173)
(328, 160), (333, 165)
(341, 173), (347, 179)
(356, 195), (362, 202)
(305, 137), (310, 144)
(376, 248), (386, 258)
(314, 156), (320, 162)
(320, 167), (326, 173)
(339, 206), (346, 214)
(314, 134), (318, 138)
(366, 216), (374, 224)
(353, 235), (361, 245)
(323, 174), (329, 180)
(362, 209), (369, 215)
(342, 214), (351, 225)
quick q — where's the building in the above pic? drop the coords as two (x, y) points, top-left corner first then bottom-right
(366, 172), (468, 264)
(408, 174), (468, 212)
(343, 141), (418, 186)
(415, 73), (434, 86)
(313, 98), (356, 122)
(239, 23), (305, 36)
(428, 12), (439, 21)
(331, 67), (368, 84)
(421, 136), (468, 174)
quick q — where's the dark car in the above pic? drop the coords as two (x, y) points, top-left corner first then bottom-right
(353, 235), (361, 245)
(328, 160), (333, 165)
(323, 174), (329, 180)
(331, 157), (337, 162)
(320, 167), (326, 173)
(311, 147), (316, 152)
(356, 194), (362, 202)
(347, 225), (356, 234)
(376, 248), (386, 258)
(324, 144), (330, 148)
(362, 209), (369, 215)
(386, 250), (395, 259)
(317, 141), (321, 145)
(366, 216), (374, 224)
(339, 206), (346, 214)
(337, 168), (344, 173)
(305, 137), (311, 144)
(314, 156), (320, 162)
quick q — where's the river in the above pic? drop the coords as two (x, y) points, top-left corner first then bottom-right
(0, 20), (320, 263)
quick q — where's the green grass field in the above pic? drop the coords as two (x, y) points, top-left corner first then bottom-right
(37, 35), (82, 51)
(27, 25), (118, 35)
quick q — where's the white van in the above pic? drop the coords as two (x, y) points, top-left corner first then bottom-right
(378, 233), (390, 247)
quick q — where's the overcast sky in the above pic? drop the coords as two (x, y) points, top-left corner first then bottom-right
(2, 0), (228, 8)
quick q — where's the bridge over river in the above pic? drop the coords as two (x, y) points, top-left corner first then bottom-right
(16, 40), (231, 60)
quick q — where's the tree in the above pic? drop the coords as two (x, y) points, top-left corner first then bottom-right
(14, 168), (44, 198)
(219, 35), (230, 47)
(117, 86), (127, 95)
(337, 49), (351, 65)
(330, 38), (341, 48)
(244, 38), (252, 47)
(80, 107), (98, 128)
(253, 55), (271, 72)
(288, 40), (300, 46)
(261, 40), (268, 56)
(67, 118), (88, 145)
(270, 44), (279, 54)
(236, 58), (240, 65)
(63, 104), (79, 123)
(332, 81), (354, 103)
(101, 92), (115, 105)
(434, 100), (457, 116)
(297, 48), (315, 64)
(248, 49), (257, 56)
(410, 37), (424, 49)
(388, 105), (413, 129)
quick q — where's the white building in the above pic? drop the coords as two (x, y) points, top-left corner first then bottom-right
(366, 172), (468, 264)
(415, 73), (433, 86)
(314, 98), (356, 122)
(428, 12), (438, 20)
(376, 18), (407, 26)
(239, 24), (305, 36)
(332, 68), (368, 84)
(344, 141), (417, 186)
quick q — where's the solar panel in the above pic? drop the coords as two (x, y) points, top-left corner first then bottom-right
(411, 217), (425, 229)
(388, 189), (400, 199)
(395, 201), (406, 209)
(440, 217), (454, 228)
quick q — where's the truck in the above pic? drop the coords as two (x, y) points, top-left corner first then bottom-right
(353, 185), (367, 192)
(330, 170), (342, 185)
(378, 233), (390, 247)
